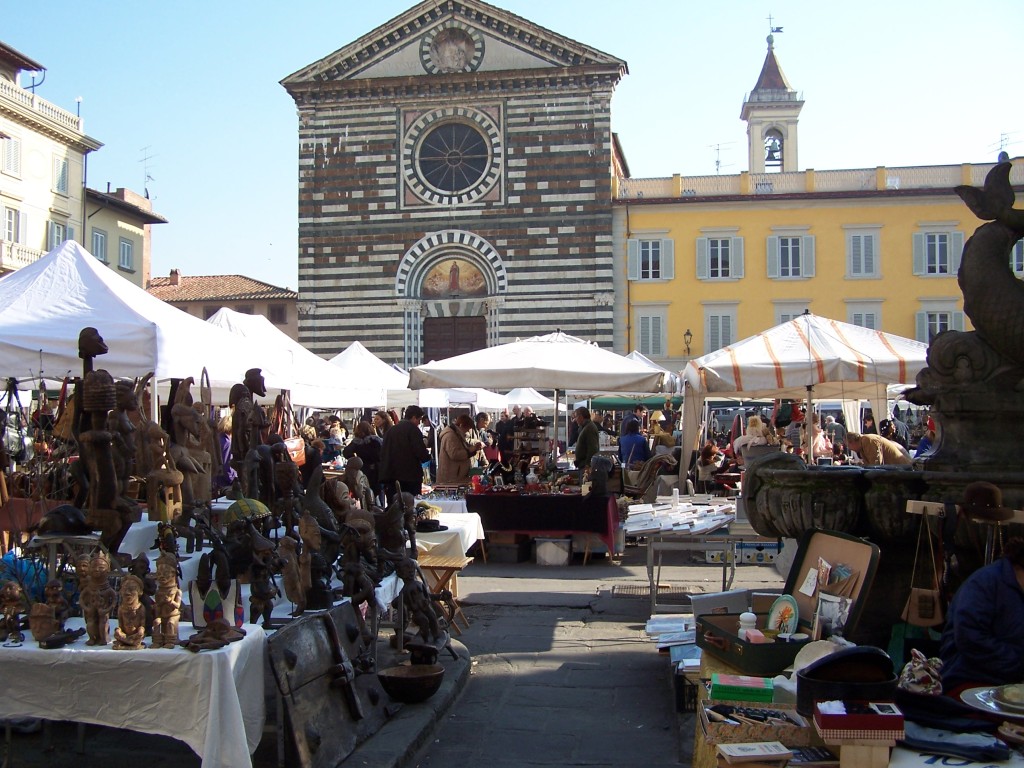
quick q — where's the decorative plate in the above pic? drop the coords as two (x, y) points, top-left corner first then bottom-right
(961, 687), (1024, 719)
(767, 595), (799, 634)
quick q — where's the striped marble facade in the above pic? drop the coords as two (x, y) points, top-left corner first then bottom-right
(283, 0), (626, 369)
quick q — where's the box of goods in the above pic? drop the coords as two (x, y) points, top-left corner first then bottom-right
(488, 539), (532, 563)
(535, 537), (571, 566)
(710, 673), (774, 702)
(813, 702), (904, 743)
(705, 547), (736, 564)
(697, 529), (879, 675)
(738, 542), (783, 564)
(700, 701), (812, 747)
(673, 670), (699, 713)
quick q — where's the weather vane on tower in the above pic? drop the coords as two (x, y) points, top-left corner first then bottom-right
(766, 13), (783, 47)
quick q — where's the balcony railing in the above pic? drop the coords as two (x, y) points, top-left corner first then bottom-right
(617, 160), (1024, 201)
(0, 241), (46, 273)
(0, 79), (83, 133)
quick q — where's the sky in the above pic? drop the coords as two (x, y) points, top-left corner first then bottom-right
(6, 1), (1023, 292)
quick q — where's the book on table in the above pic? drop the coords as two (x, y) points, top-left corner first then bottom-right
(709, 673), (774, 702)
(717, 741), (793, 764)
(787, 747), (838, 767)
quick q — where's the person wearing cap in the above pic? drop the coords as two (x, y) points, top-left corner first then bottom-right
(940, 483), (1023, 695)
(379, 405), (431, 504)
(649, 410), (676, 453)
(845, 431), (911, 466)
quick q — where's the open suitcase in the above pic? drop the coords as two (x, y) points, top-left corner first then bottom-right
(697, 528), (880, 676)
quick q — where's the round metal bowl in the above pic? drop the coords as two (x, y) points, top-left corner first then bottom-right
(377, 663), (445, 704)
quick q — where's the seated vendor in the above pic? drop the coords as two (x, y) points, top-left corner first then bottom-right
(939, 536), (1024, 696)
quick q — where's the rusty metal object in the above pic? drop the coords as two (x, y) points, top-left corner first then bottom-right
(267, 603), (391, 768)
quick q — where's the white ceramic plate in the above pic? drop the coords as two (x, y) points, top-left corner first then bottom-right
(993, 685), (1024, 712)
(766, 594), (799, 634)
(961, 686), (1024, 719)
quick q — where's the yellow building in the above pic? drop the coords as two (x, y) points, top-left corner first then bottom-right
(612, 35), (1022, 372)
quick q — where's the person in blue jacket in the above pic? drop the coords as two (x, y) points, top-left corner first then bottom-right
(939, 536), (1024, 696)
(618, 418), (649, 468)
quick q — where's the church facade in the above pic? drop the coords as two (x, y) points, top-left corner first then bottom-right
(281, 0), (627, 368)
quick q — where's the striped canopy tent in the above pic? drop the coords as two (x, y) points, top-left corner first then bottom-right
(679, 312), (928, 462)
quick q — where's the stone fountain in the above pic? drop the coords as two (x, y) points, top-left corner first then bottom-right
(743, 160), (1024, 648)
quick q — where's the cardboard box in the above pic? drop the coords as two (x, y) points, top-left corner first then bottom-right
(690, 589), (752, 618)
(699, 700), (813, 747)
(705, 548), (736, 564)
(813, 702), (904, 743)
(739, 542), (783, 564)
(535, 537), (571, 566)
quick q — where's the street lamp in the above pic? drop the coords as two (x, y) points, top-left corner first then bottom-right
(684, 328), (693, 356)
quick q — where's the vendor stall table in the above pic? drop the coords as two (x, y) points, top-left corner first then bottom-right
(0, 618), (266, 768)
(648, 521), (780, 614)
(416, 508), (485, 559)
(465, 491), (617, 555)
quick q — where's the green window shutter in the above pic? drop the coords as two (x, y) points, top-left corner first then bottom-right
(696, 237), (709, 279)
(950, 231), (964, 273)
(850, 235), (862, 275)
(802, 235), (816, 277)
(661, 239), (675, 280)
(709, 316), (721, 350)
(67, 225), (75, 243)
(733, 237), (745, 278)
(952, 310), (965, 331)
(915, 312), (928, 342)
(766, 236), (779, 278)
(912, 233), (925, 275)
(722, 314), (733, 346)
(627, 239), (639, 280)
(652, 316), (664, 356)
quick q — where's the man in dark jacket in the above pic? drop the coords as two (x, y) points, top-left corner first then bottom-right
(379, 405), (430, 505)
(573, 406), (600, 479)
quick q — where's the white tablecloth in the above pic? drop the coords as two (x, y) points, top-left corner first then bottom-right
(416, 509), (484, 558)
(0, 618), (266, 768)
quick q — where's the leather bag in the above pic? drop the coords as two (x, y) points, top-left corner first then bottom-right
(901, 518), (945, 628)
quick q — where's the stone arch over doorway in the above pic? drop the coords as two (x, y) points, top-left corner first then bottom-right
(396, 229), (507, 367)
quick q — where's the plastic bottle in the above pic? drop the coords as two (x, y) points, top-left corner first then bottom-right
(738, 610), (757, 641)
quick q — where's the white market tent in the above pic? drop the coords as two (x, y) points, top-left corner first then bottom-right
(206, 308), (385, 407)
(329, 341), (409, 391)
(409, 331), (669, 445)
(505, 387), (555, 408)
(0, 241), (293, 397)
(679, 313), (929, 462)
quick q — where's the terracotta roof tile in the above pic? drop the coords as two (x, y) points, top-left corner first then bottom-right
(752, 45), (793, 93)
(146, 274), (296, 303)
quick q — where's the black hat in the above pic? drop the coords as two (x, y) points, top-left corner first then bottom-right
(962, 481), (1014, 522)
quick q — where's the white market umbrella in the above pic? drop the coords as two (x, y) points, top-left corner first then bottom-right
(0, 241), (293, 393)
(207, 308), (385, 407)
(505, 387), (554, 408)
(410, 331), (668, 446)
(680, 312), (928, 460)
(329, 341), (410, 390)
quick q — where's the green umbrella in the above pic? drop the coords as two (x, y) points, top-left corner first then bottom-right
(224, 498), (271, 524)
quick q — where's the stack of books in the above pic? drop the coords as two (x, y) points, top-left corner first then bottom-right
(710, 673), (775, 703)
(717, 741), (792, 768)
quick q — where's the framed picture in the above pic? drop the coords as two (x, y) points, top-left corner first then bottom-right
(813, 593), (852, 640)
(494, 476), (505, 488)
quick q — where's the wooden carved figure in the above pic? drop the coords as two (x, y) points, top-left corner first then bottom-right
(0, 579), (26, 645)
(44, 578), (70, 629)
(80, 551), (116, 646)
(114, 574), (147, 650)
(29, 602), (59, 643)
(152, 551), (182, 648)
(277, 536), (306, 616)
(128, 554), (156, 637)
(395, 557), (442, 644)
(342, 456), (375, 513)
(248, 561), (278, 628)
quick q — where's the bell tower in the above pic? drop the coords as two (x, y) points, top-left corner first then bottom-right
(741, 33), (803, 173)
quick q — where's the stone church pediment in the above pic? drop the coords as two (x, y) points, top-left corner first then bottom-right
(280, 0), (626, 86)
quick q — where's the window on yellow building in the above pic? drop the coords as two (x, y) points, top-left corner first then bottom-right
(912, 230), (963, 276)
(767, 234), (815, 279)
(705, 305), (737, 352)
(637, 313), (665, 357)
(627, 238), (675, 280)
(915, 310), (964, 343)
(846, 230), (880, 278)
(696, 236), (744, 279)
(847, 301), (882, 330)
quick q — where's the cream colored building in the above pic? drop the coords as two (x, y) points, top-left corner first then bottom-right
(0, 41), (164, 285)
